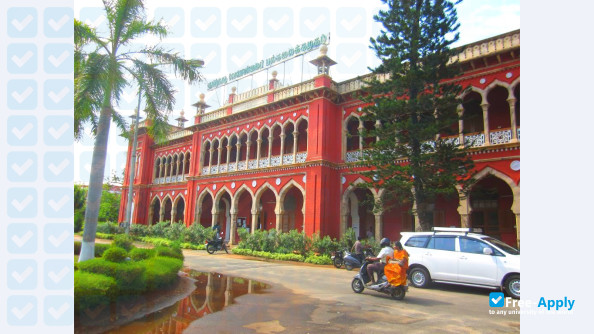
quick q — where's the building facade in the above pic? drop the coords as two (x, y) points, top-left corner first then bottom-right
(119, 30), (520, 248)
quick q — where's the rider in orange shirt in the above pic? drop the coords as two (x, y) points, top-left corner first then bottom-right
(384, 241), (409, 287)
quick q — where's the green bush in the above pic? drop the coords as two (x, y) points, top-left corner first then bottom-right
(142, 256), (183, 290)
(129, 248), (155, 261)
(74, 241), (110, 257)
(232, 248), (305, 262)
(74, 271), (117, 311)
(339, 228), (357, 251)
(74, 210), (85, 233)
(78, 258), (146, 294)
(155, 245), (184, 260)
(305, 254), (332, 265)
(96, 232), (115, 240)
(182, 223), (215, 244)
(95, 243), (110, 257)
(129, 223), (150, 237)
(103, 247), (128, 263)
(112, 234), (134, 251)
(164, 223), (186, 241)
(277, 229), (309, 255)
(311, 234), (338, 256)
(148, 221), (170, 237)
(96, 222), (123, 234)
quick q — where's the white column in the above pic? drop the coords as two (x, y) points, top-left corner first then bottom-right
(481, 103), (490, 146)
(508, 97), (518, 142)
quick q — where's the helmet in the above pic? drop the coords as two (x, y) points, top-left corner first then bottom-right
(380, 237), (391, 248)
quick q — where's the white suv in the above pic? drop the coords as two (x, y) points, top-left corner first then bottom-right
(400, 227), (520, 299)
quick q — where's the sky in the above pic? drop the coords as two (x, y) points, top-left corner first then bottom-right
(73, 0), (520, 184)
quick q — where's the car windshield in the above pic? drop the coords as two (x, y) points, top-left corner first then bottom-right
(482, 237), (520, 255)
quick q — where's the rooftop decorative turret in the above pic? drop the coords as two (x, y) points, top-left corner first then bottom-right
(192, 93), (210, 116)
(175, 110), (188, 128)
(309, 44), (336, 75)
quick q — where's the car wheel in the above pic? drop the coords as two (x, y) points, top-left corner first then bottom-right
(504, 275), (520, 299)
(206, 243), (216, 254)
(391, 286), (406, 300)
(351, 278), (364, 293)
(409, 267), (430, 288)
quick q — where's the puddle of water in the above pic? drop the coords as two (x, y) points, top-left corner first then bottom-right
(75, 269), (269, 334)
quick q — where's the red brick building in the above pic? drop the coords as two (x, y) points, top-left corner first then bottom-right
(119, 30), (520, 248)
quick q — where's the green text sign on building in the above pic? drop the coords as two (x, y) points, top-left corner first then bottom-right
(207, 34), (328, 91)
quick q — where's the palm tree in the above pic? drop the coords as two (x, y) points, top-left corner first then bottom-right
(75, 0), (203, 262)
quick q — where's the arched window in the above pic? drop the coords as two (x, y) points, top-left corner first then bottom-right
(362, 120), (376, 148)
(202, 142), (211, 167)
(260, 128), (270, 158)
(297, 119), (308, 152)
(283, 122), (295, 154)
(462, 92), (483, 133)
(346, 117), (360, 151)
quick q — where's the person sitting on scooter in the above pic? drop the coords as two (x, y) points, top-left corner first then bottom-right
(351, 236), (364, 263)
(384, 241), (409, 287)
(366, 237), (394, 286)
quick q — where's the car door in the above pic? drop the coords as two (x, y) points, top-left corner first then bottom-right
(457, 237), (499, 286)
(423, 236), (458, 281)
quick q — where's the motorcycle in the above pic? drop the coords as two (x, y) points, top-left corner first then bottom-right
(206, 234), (229, 254)
(343, 248), (374, 271)
(331, 249), (345, 268)
(351, 259), (408, 300)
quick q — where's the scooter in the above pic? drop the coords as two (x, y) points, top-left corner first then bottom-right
(332, 249), (345, 268)
(205, 233), (229, 254)
(343, 248), (374, 271)
(351, 259), (408, 300)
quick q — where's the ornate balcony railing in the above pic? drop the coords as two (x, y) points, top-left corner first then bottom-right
(273, 80), (316, 101)
(166, 129), (192, 141)
(201, 152), (308, 176)
(464, 133), (485, 147)
(490, 129), (512, 145)
(233, 95), (268, 113)
(153, 174), (188, 184)
(345, 150), (362, 163)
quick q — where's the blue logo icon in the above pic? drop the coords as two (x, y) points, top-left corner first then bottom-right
(489, 292), (505, 307)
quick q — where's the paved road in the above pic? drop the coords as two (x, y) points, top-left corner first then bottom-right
(182, 249), (520, 333)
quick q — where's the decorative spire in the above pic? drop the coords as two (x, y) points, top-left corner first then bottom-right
(309, 44), (336, 76)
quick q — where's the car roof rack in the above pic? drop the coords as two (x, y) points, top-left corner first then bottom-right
(431, 227), (483, 236)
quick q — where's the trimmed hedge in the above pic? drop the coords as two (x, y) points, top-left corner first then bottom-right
(102, 246), (128, 263)
(112, 234), (134, 251)
(232, 248), (305, 262)
(304, 254), (333, 265)
(129, 247), (156, 261)
(155, 245), (184, 260)
(78, 258), (146, 294)
(74, 271), (117, 311)
(74, 241), (110, 257)
(142, 257), (183, 290)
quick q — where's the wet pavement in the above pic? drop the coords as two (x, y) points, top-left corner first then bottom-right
(76, 269), (270, 334)
(74, 238), (519, 333)
(182, 250), (520, 333)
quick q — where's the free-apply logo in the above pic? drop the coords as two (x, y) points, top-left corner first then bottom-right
(489, 292), (505, 307)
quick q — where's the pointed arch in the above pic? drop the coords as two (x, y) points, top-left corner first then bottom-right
(232, 184), (255, 213)
(485, 79), (511, 95)
(253, 182), (279, 212)
(471, 166), (519, 213)
(278, 179), (306, 212)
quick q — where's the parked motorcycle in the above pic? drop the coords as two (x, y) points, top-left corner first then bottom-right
(206, 234), (229, 254)
(332, 249), (345, 268)
(351, 259), (408, 300)
(343, 248), (374, 271)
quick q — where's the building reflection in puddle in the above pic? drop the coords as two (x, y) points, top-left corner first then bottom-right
(77, 270), (269, 334)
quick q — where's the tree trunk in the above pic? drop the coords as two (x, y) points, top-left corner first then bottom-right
(79, 100), (112, 262)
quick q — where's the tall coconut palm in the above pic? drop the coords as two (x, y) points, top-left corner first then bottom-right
(75, 0), (203, 262)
